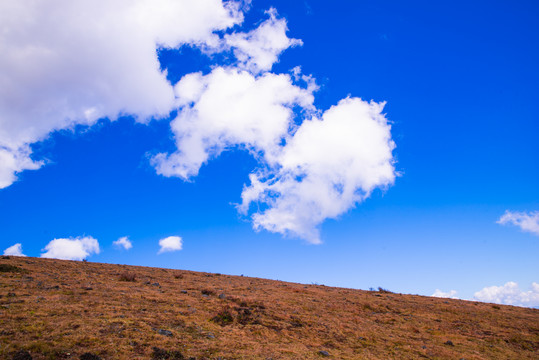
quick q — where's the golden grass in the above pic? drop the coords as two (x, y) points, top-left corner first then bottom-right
(0, 256), (537, 359)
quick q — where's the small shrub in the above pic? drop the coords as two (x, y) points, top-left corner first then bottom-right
(0, 264), (27, 273)
(289, 316), (303, 328)
(210, 306), (234, 326)
(173, 273), (183, 279)
(11, 350), (33, 360)
(80, 353), (101, 360)
(201, 289), (215, 296)
(151, 347), (184, 360)
(236, 307), (257, 325)
(377, 287), (393, 294)
(118, 272), (136, 282)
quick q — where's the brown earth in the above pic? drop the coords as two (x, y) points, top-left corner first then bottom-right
(0, 256), (537, 359)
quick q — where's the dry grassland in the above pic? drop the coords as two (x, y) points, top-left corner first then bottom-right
(0, 257), (537, 359)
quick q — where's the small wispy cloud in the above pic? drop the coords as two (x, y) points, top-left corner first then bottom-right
(158, 236), (183, 254)
(497, 210), (539, 236)
(113, 236), (132, 250)
(3, 243), (26, 257)
(40, 236), (100, 261)
(224, 8), (302, 73)
(431, 289), (458, 299)
(474, 282), (539, 308)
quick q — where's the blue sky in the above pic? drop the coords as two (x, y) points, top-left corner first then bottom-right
(1, 0), (538, 306)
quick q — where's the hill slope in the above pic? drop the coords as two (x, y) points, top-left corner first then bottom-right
(1, 257), (537, 359)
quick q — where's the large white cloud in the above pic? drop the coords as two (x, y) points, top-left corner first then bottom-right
(240, 98), (396, 243)
(154, 68), (396, 243)
(3, 243), (26, 257)
(497, 210), (539, 236)
(474, 282), (539, 308)
(41, 236), (100, 261)
(0, 0), (244, 188)
(158, 236), (183, 254)
(152, 67), (315, 179)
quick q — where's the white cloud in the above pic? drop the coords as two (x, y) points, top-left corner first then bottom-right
(155, 67), (396, 243)
(158, 236), (183, 254)
(431, 289), (458, 299)
(153, 67), (315, 179)
(225, 8), (302, 72)
(40, 236), (100, 261)
(1, 2), (398, 244)
(113, 236), (132, 250)
(0, 0), (244, 188)
(474, 282), (539, 308)
(240, 98), (396, 243)
(3, 243), (26, 257)
(497, 210), (539, 236)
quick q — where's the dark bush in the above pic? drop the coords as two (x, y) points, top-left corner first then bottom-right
(0, 264), (27, 273)
(151, 347), (184, 360)
(80, 353), (101, 360)
(12, 350), (32, 360)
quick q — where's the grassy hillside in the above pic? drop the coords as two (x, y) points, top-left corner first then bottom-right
(0, 256), (537, 359)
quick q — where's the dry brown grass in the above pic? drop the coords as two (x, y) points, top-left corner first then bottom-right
(0, 257), (537, 359)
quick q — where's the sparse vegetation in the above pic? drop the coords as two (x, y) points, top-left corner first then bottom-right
(0, 257), (537, 359)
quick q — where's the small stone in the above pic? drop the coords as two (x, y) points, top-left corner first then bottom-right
(152, 282), (160, 287)
(180, 290), (187, 294)
(207, 332), (215, 339)
(158, 329), (173, 337)
(318, 350), (330, 357)
(218, 293), (226, 299)
(444, 340), (454, 346)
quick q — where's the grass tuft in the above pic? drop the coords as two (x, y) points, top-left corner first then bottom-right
(118, 272), (136, 282)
